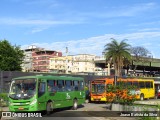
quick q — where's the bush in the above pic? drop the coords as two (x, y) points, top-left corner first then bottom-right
(0, 93), (8, 101)
(0, 93), (9, 107)
(106, 82), (137, 105)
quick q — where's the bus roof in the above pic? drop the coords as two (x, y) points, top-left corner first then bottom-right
(12, 75), (84, 81)
(94, 78), (114, 80)
(118, 78), (154, 82)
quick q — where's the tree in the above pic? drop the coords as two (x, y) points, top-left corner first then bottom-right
(104, 38), (131, 76)
(0, 39), (24, 71)
(130, 46), (152, 76)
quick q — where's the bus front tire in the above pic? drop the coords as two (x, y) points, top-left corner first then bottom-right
(46, 102), (53, 115)
(72, 99), (78, 110)
(140, 94), (144, 101)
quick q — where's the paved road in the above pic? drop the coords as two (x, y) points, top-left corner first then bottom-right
(1, 103), (137, 120)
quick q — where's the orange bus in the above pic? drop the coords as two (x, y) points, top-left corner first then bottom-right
(90, 78), (114, 102)
(90, 77), (155, 102)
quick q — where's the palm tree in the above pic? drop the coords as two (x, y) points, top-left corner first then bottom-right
(104, 38), (131, 77)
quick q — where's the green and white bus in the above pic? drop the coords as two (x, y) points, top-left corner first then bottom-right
(8, 75), (85, 114)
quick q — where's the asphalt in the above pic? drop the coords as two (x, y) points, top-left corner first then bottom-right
(1, 101), (160, 120)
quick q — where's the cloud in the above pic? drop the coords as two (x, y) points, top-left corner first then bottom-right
(21, 31), (160, 58)
(138, 28), (160, 32)
(118, 2), (156, 17)
(129, 21), (160, 29)
(0, 17), (85, 33)
(0, 18), (84, 25)
(79, 2), (157, 19)
(31, 27), (49, 33)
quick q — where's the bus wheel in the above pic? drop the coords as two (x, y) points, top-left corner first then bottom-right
(46, 102), (53, 115)
(140, 94), (144, 101)
(72, 99), (78, 110)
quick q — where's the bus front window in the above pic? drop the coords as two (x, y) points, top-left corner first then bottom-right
(9, 79), (36, 100)
(92, 84), (105, 94)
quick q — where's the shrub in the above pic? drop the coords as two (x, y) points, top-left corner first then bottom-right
(106, 82), (137, 105)
(0, 93), (9, 107)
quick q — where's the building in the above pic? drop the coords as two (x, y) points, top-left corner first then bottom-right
(32, 49), (62, 72)
(22, 45), (41, 72)
(49, 54), (95, 73)
(94, 56), (160, 77)
(72, 54), (95, 73)
(49, 56), (73, 73)
(94, 56), (113, 76)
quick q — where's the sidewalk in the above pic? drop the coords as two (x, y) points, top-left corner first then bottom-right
(134, 100), (160, 105)
(1, 107), (9, 111)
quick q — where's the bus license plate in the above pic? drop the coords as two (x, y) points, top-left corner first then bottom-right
(18, 107), (24, 110)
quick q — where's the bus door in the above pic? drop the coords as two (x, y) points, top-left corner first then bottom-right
(37, 79), (47, 111)
(146, 81), (154, 98)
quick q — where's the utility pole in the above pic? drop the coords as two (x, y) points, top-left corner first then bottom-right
(66, 47), (68, 74)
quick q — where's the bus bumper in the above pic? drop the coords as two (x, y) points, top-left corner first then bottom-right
(91, 97), (106, 101)
(9, 104), (38, 112)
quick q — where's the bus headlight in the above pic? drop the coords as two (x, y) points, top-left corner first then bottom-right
(30, 99), (37, 105)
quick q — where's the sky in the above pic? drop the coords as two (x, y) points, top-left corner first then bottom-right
(0, 0), (160, 58)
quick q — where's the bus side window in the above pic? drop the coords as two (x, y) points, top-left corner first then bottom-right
(139, 81), (145, 89)
(53, 80), (58, 91)
(65, 81), (72, 91)
(73, 81), (79, 91)
(132, 82), (139, 88)
(57, 80), (64, 92)
(47, 80), (58, 92)
(79, 81), (84, 90)
(47, 80), (53, 92)
(145, 82), (151, 88)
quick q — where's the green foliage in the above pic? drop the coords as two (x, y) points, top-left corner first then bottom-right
(104, 38), (131, 76)
(138, 117), (157, 120)
(0, 39), (24, 71)
(0, 93), (8, 101)
(0, 93), (9, 107)
(106, 82), (137, 105)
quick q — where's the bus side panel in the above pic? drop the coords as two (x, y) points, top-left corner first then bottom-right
(139, 80), (155, 99)
(150, 81), (155, 98)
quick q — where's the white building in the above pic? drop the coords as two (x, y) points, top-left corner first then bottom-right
(49, 56), (73, 73)
(72, 54), (95, 73)
(49, 54), (96, 73)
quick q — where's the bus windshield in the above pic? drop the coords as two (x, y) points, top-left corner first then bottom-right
(9, 79), (36, 100)
(92, 84), (105, 94)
